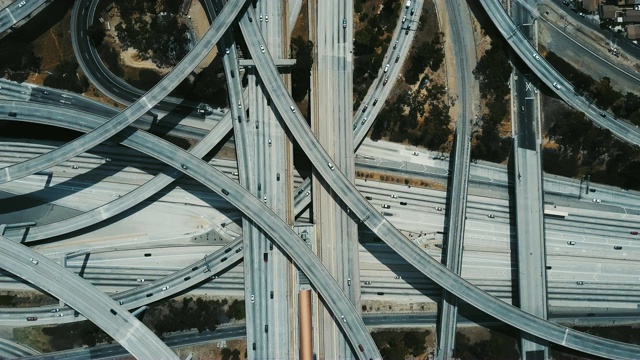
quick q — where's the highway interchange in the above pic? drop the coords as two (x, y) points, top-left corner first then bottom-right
(1, 0), (640, 358)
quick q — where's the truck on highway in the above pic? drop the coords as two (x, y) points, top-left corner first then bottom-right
(406, 1), (411, 8)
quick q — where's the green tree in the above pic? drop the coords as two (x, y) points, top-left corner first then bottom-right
(290, 36), (314, 102)
(87, 23), (106, 47)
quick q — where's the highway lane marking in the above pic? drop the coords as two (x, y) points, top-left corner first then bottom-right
(6, 9), (16, 23)
(562, 328), (568, 345)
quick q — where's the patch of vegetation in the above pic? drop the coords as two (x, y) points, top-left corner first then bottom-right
(404, 32), (444, 85)
(550, 325), (640, 360)
(471, 34), (513, 163)
(545, 51), (640, 125)
(41, 322), (112, 350)
(146, 297), (229, 336)
(544, 107), (640, 190)
(226, 299), (245, 320)
(370, 79), (452, 150)
(186, 59), (228, 107)
(372, 330), (430, 359)
(87, 23), (106, 48)
(353, 0), (401, 104)
(43, 59), (89, 93)
(0, 294), (16, 306)
(453, 329), (519, 359)
(126, 68), (163, 91)
(112, 2), (189, 68)
(0, 42), (41, 82)
(220, 347), (243, 360)
(96, 42), (124, 77)
(290, 36), (314, 102)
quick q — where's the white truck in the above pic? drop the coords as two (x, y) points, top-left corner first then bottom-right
(406, 1), (411, 8)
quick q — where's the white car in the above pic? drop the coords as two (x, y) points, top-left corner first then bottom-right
(435, 206), (443, 211)
(251, 295), (255, 303)
(29, 258), (38, 265)
(532, 53), (540, 60)
(260, 45), (265, 53)
(592, 198), (601, 203)
(18, 1), (26, 8)
(162, 286), (169, 291)
(391, 194), (398, 198)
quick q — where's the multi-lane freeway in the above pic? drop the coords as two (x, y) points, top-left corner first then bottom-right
(2, 0), (640, 358)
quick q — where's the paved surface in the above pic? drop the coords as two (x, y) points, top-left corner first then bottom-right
(1, 1), (640, 358)
(0, 0), (47, 36)
(0, 0), (243, 185)
(480, 0), (640, 147)
(71, 0), (205, 111)
(435, 0), (474, 357)
(310, 0), (358, 357)
(0, 235), (178, 359)
(512, 3), (549, 358)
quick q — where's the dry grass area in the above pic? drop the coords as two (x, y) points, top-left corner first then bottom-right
(0, 291), (58, 308)
(13, 326), (52, 352)
(457, 326), (491, 344)
(142, 340), (245, 360)
(363, 300), (437, 313)
(114, 339), (246, 360)
(353, 0), (385, 32)
(291, 0), (309, 40)
(356, 169), (446, 191)
(187, 0), (216, 74)
(25, 7), (75, 85)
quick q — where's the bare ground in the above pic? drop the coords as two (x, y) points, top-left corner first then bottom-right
(356, 169), (447, 191)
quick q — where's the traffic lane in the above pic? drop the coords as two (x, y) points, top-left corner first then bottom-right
(20, 325), (246, 360)
(0, 101), (232, 242)
(0, 0), (244, 185)
(243, 3), (640, 356)
(0, 235), (178, 359)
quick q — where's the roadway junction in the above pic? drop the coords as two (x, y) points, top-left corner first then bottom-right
(1, 0), (640, 359)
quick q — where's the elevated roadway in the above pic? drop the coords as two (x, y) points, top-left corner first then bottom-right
(240, 1), (294, 357)
(239, 5), (640, 358)
(0, 235), (178, 359)
(0, 337), (39, 359)
(0, 0), (244, 185)
(19, 309), (640, 360)
(511, 3), (549, 358)
(0, 100), (231, 243)
(0, 0), (47, 36)
(435, 0), (475, 357)
(310, 0), (358, 357)
(71, 0), (205, 111)
(479, 0), (640, 147)
(351, 1), (423, 147)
